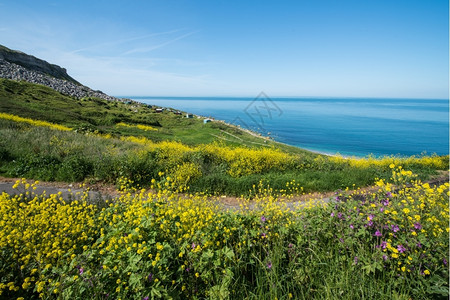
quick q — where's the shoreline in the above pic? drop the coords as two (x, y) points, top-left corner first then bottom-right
(130, 98), (341, 157)
(130, 98), (448, 159)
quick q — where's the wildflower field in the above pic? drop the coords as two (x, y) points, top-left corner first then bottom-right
(0, 167), (448, 299)
(1, 79), (449, 299)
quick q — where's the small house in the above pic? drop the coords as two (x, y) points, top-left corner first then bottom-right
(203, 119), (212, 124)
(155, 108), (163, 113)
(186, 113), (194, 118)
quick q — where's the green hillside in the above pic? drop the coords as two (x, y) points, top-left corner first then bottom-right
(0, 78), (302, 148)
(0, 78), (448, 195)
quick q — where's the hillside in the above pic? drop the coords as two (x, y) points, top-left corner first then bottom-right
(0, 78), (289, 148)
(0, 75), (447, 196)
(0, 45), (448, 196)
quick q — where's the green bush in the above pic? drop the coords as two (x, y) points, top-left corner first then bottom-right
(56, 155), (93, 182)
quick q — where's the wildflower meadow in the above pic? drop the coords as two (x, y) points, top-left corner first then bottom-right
(0, 166), (448, 299)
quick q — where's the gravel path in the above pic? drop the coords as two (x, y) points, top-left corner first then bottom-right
(1, 174), (447, 210)
(0, 177), (332, 211)
(0, 179), (113, 202)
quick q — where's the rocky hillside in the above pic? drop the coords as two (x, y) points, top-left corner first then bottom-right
(0, 45), (121, 101)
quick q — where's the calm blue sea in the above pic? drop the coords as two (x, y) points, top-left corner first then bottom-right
(131, 96), (449, 157)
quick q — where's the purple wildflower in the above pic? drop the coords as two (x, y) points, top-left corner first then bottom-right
(386, 192), (392, 198)
(379, 207), (384, 212)
(380, 241), (387, 249)
(261, 233), (266, 238)
(416, 242), (422, 248)
(143, 297), (149, 300)
(368, 214), (374, 221)
(79, 267), (84, 275)
(267, 262), (272, 269)
(414, 222), (422, 230)
(337, 212), (343, 219)
(397, 245), (406, 253)
(261, 216), (266, 223)
(382, 255), (388, 261)
(391, 225), (400, 233)
(330, 212), (335, 217)
(288, 243), (294, 248)
(354, 256), (358, 265)
(367, 220), (374, 227)
(191, 243), (196, 250)
(443, 258), (448, 266)
(349, 224), (354, 229)
(147, 273), (153, 282)
(382, 199), (389, 206)
(374, 230), (382, 237)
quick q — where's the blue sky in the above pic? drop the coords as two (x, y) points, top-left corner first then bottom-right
(0, 0), (448, 98)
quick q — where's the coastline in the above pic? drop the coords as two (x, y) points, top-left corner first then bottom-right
(131, 97), (344, 158)
(128, 97), (448, 159)
(131, 96), (449, 158)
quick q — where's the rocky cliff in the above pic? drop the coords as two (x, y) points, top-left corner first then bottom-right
(0, 45), (79, 84)
(0, 45), (121, 101)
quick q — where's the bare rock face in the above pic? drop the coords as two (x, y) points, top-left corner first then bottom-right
(0, 44), (124, 102)
(0, 45), (79, 84)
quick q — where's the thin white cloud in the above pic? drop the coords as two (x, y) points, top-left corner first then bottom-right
(123, 31), (198, 55)
(70, 29), (186, 54)
(41, 48), (220, 96)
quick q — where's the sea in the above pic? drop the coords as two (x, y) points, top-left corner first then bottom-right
(130, 96), (449, 158)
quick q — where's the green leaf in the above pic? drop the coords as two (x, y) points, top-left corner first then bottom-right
(129, 272), (141, 289)
(222, 247), (234, 260)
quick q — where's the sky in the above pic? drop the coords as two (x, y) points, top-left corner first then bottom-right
(0, 0), (448, 98)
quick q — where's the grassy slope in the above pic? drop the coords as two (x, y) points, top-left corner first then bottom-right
(0, 78), (313, 153)
(0, 78), (447, 196)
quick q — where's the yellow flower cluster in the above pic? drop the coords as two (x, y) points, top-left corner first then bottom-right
(0, 179), (99, 297)
(330, 154), (448, 170)
(354, 167), (448, 272)
(0, 112), (72, 131)
(119, 136), (295, 178)
(172, 162), (202, 188)
(116, 122), (158, 131)
(202, 143), (293, 177)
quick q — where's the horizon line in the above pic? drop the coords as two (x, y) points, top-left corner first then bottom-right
(116, 95), (449, 100)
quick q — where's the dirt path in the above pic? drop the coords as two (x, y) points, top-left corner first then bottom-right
(1, 173), (447, 210)
(0, 176), (119, 201)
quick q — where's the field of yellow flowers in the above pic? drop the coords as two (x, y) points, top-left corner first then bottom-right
(1, 166), (448, 299)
